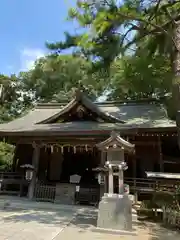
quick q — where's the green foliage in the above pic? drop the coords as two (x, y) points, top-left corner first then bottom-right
(108, 54), (172, 100)
(0, 74), (31, 123)
(0, 142), (15, 171)
(18, 52), (172, 102)
(45, 0), (180, 116)
(141, 184), (180, 212)
(0, 74), (30, 171)
(46, 0), (180, 72)
(19, 54), (109, 102)
(46, 0), (123, 72)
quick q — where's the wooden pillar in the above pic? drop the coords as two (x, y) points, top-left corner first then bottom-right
(133, 157), (137, 179)
(12, 145), (18, 172)
(158, 136), (164, 172)
(28, 143), (40, 200)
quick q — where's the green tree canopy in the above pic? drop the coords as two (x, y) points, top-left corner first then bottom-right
(19, 54), (110, 102)
(108, 54), (172, 100)
(0, 74), (24, 171)
(0, 74), (28, 123)
(53, 0), (180, 63)
(45, 0), (180, 117)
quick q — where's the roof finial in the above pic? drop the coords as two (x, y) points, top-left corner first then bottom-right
(111, 130), (119, 138)
(72, 88), (83, 100)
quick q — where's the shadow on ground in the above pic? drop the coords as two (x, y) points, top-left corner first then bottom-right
(0, 206), (98, 229)
(136, 220), (180, 240)
(0, 208), (74, 226)
(70, 211), (97, 232)
(1, 207), (180, 239)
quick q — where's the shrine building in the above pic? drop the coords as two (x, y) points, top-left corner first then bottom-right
(0, 90), (178, 203)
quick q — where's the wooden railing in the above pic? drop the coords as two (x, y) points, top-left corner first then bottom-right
(124, 177), (156, 193)
(0, 172), (27, 196)
(123, 177), (180, 204)
(0, 172), (23, 180)
(0, 172), (179, 202)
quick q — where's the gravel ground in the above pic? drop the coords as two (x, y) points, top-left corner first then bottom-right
(55, 210), (180, 240)
(0, 207), (179, 240)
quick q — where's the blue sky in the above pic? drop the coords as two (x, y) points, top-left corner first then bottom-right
(0, 0), (77, 75)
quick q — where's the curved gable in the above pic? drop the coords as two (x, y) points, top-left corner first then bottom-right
(38, 90), (125, 124)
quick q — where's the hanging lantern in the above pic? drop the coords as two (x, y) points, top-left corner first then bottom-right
(97, 173), (105, 185)
(25, 169), (33, 180)
(85, 145), (88, 152)
(20, 164), (34, 181)
(73, 146), (76, 153)
(61, 146), (64, 154)
(51, 145), (53, 153)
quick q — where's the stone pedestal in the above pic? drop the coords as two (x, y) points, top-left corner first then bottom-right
(97, 193), (132, 231)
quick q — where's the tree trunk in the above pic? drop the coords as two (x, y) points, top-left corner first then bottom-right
(171, 21), (180, 119)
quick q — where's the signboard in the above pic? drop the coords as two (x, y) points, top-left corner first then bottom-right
(70, 174), (81, 184)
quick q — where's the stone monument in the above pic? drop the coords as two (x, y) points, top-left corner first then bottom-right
(96, 131), (135, 231)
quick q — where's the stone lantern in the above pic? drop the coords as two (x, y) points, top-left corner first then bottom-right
(96, 131), (134, 195)
(20, 164), (34, 181)
(96, 131), (135, 232)
(20, 164), (35, 199)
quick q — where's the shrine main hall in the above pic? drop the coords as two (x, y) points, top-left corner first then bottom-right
(0, 90), (178, 203)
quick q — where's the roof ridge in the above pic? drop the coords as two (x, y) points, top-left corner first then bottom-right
(37, 90), (125, 124)
(95, 98), (162, 105)
(36, 98), (162, 108)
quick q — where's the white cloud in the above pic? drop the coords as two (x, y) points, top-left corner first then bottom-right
(20, 48), (45, 71)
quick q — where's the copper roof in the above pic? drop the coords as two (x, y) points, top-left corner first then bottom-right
(0, 91), (176, 136)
